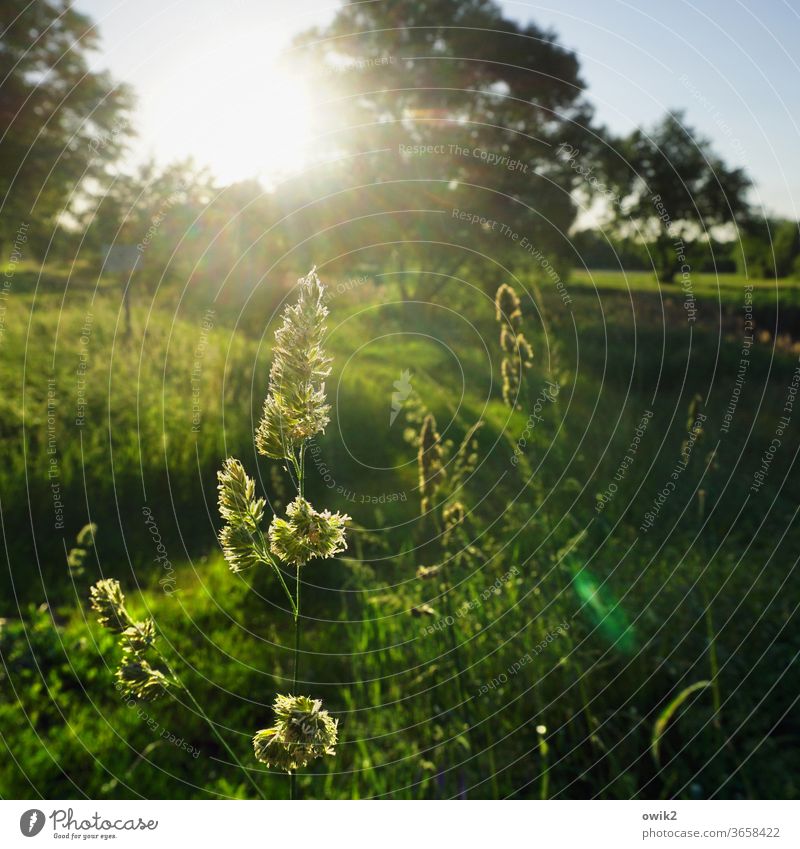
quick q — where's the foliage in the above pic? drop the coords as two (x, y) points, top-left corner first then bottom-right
(218, 270), (348, 784)
(605, 111), (750, 282)
(0, 0), (132, 253)
(287, 0), (598, 295)
(1, 175), (799, 803)
(735, 217), (800, 279)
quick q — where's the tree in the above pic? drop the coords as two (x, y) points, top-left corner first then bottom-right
(79, 160), (293, 321)
(81, 159), (214, 268)
(288, 0), (597, 300)
(734, 218), (800, 279)
(608, 111), (749, 282)
(0, 0), (132, 255)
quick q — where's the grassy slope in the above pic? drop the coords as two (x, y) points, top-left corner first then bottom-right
(2, 267), (800, 798)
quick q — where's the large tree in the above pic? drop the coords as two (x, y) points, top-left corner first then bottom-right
(0, 0), (132, 255)
(607, 111), (750, 282)
(288, 0), (597, 299)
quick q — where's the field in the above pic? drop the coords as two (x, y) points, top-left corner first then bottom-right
(1, 264), (799, 799)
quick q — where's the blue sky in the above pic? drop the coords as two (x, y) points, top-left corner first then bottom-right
(77, 0), (800, 217)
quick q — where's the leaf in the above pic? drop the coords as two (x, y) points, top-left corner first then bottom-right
(651, 680), (710, 765)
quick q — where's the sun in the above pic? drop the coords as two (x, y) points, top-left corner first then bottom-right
(148, 32), (315, 187)
(198, 66), (313, 185)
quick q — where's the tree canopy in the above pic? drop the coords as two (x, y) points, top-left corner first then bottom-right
(0, 0), (132, 253)
(288, 0), (598, 298)
(607, 111), (750, 282)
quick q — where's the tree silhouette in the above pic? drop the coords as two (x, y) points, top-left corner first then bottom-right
(608, 111), (750, 283)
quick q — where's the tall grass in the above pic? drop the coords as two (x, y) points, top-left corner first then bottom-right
(1, 269), (799, 798)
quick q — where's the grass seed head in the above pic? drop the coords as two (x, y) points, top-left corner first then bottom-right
(256, 268), (332, 459)
(89, 579), (132, 634)
(269, 496), (350, 566)
(217, 458), (265, 530)
(253, 694), (338, 771)
(496, 284), (533, 408)
(501, 357), (521, 408)
(443, 501), (465, 531)
(115, 651), (170, 701)
(495, 283), (523, 330)
(75, 523), (97, 548)
(120, 618), (156, 653)
(218, 523), (265, 573)
(217, 458), (269, 572)
(418, 413), (445, 512)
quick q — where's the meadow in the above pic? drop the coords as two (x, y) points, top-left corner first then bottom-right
(1, 264), (799, 799)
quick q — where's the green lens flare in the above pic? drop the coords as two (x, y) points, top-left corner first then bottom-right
(572, 569), (636, 653)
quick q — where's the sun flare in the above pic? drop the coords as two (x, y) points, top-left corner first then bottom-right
(199, 66), (313, 184)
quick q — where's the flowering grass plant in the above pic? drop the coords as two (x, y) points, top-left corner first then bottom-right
(217, 268), (349, 795)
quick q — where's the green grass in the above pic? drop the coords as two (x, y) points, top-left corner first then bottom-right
(572, 268), (780, 295)
(571, 268), (800, 312)
(2, 267), (799, 798)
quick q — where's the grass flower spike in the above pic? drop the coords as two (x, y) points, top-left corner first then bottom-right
(218, 458), (265, 529)
(495, 283), (533, 408)
(66, 522), (97, 578)
(89, 578), (132, 634)
(418, 413), (445, 512)
(217, 268), (350, 795)
(269, 496), (350, 566)
(443, 501), (465, 531)
(90, 579), (171, 701)
(120, 618), (156, 653)
(217, 458), (270, 573)
(495, 282), (522, 327)
(217, 457), (269, 572)
(256, 268), (332, 460)
(89, 573), (262, 796)
(219, 524), (267, 574)
(253, 694), (338, 772)
(115, 650), (170, 701)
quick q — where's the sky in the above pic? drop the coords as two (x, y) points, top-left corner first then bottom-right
(76, 0), (800, 218)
